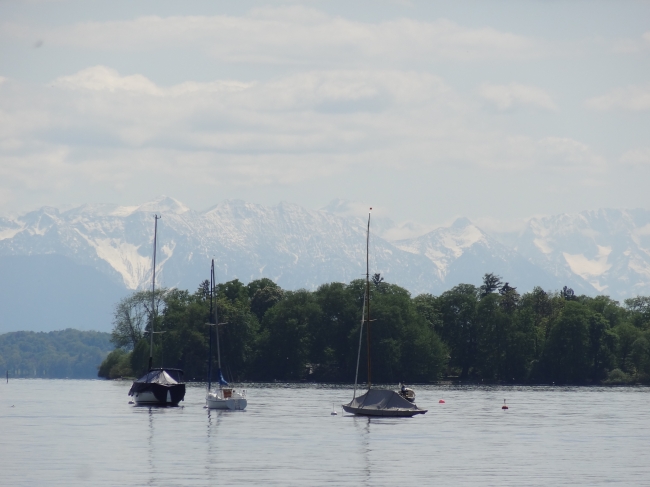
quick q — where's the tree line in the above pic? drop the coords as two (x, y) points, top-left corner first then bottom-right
(98, 273), (650, 385)
(1, 329), (112, 378)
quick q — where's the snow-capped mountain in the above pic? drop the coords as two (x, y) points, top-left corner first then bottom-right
(0, 197), (441, 309)
(1, 197), (648, 332)
(509, 209), (650, 299)
(393, 217), (580, 293)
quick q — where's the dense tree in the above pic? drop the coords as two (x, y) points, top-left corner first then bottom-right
(542, 301), (591, 383)
(1, 329), (113, 379)
(257, 290), (321, 380)
(249, 280), (284, 322)
(438, 284), (479, 380)
(97, 273), (650, 385)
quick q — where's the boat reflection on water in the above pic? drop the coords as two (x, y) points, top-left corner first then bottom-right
(353, 415), (372, 485)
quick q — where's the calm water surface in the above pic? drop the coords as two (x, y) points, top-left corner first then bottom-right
(1, 380), (649, 486)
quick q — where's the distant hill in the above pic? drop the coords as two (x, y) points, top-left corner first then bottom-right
(0, 329), (113, 378)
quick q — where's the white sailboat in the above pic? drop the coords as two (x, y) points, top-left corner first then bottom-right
(205, 259), (247, 411)
(342, 208), (427, 417)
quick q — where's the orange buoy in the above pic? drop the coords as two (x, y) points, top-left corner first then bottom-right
(439, 399), (445, 403)
(502, 399), (508, 410)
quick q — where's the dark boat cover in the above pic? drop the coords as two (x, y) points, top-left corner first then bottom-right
(128, 368), (186, 405)
(343, 389), (427, 417)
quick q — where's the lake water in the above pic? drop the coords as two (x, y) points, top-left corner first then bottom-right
(1, 380), (649, 486)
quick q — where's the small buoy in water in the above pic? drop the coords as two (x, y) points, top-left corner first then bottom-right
(439, 399), (445, 403)
(502, 399), (508, 410)
(331, 403), (338, 415)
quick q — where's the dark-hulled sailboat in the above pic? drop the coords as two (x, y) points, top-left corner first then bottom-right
(342, 209), (427, 417)
(128, 214), (186, 406)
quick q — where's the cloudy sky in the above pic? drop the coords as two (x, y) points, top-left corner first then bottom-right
(1, 0), (649, 232)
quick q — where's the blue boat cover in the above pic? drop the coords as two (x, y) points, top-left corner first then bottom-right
(217, 368), (228, 386)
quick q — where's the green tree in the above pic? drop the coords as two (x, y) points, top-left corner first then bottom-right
(438, 284), (479, 379)
(624, 296), (650, 329)
(249, 282), (284, 322)
(312, 282), (360, 381)
(480, 273), (502, 298)
(257, 290), (321, 380)
(542, 301), (591, 383)
(612, 323), (641, 373)
(110, 290), (162, 350)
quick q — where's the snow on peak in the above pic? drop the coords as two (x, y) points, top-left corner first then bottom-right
(136, 196), (190, 215)
(562, 245), (613, 292)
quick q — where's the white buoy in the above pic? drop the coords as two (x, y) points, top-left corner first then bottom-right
(331, 402), (338, 415)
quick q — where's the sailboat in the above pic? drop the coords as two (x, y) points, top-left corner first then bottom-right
(128, 215), (186, 406)
(205, 259), (247, 410)
(342, 209), (427, 417)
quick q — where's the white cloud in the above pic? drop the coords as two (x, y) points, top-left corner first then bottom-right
(620, 147), (650, 166)
(2, 8), (544, 64)
(479, 83), (558, 111)
(52, 66), (163, 95)
(0, 65), (614, 217)
(585, 85), (650, 111)
(537, 137), (607, 171)
(609, 31), (650, 53)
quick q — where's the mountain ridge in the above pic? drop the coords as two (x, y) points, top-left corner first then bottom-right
(1, 197), (649, 332)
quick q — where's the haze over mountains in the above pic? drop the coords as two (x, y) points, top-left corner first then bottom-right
(1, 196), (649, 333)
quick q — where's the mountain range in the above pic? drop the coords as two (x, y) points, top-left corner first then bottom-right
(1, 196), (649, 333)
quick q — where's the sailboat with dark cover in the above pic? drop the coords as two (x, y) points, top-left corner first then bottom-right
(342, 209), (427, 417)
(128, 215), (186, 406)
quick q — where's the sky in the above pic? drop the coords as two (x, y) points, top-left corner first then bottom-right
(1, 0), (649, 234)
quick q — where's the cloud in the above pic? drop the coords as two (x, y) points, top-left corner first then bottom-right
(609, 31), (650, 54)
(479, 83), (558, 111)
(2, 7), (545, 64)
(585, 84), (650, 111)
(0, 66), (610, 216)
(620, 147), (650, 166)
(537, 137), (607, 171)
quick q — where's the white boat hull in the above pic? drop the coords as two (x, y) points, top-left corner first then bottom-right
(206, 389), (247, 410)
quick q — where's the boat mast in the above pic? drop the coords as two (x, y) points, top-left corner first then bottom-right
(352, 291), (366, 400)
(214, 262), (223, 388)
(148, 214), (160, 372)
(208, 260), (215, 392)
(366, 208), (372, 389)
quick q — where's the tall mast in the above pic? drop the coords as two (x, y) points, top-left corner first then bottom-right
(214, 263), (222, 375)
(208, 260), (215, 392)
(366, 208), (372, 389)
(148, 214), (160, 372)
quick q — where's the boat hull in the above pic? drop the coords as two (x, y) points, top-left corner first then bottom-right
(342, 403), (426, 417)
(132, 383), (186, 406)
(206, 397), (248, 410)
(206, 389), (247, 410)
(342, 389), (427, 417)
